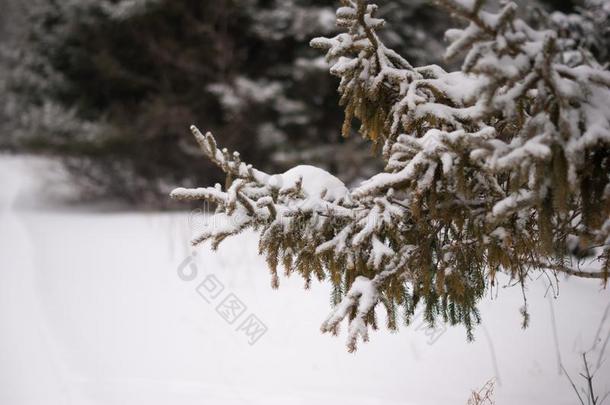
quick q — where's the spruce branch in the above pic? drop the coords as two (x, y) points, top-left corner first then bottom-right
(172, 0), (610, 351)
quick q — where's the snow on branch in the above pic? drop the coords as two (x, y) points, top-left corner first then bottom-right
(173, 0), (610, 351)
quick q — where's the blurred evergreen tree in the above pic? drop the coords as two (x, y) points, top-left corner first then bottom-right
(6, 0), (448, 205)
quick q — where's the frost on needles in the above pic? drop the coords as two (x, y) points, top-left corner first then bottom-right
(171, 0), (610, 352)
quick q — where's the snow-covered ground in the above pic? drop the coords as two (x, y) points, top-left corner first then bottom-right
(1, 154), (608, 405)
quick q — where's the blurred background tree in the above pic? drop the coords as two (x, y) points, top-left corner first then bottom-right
(0, 0), (606, 206)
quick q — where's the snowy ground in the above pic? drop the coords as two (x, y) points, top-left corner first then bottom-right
(1, 154), (609, 405)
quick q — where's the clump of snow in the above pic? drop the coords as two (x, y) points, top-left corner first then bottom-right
(100, 0), (159, 19)
(279, 165), (348, 202)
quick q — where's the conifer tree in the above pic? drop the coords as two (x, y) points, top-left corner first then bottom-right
(173, 0), (610, 351)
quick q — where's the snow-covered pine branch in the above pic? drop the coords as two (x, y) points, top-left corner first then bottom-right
(172, 0), (610, 351)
